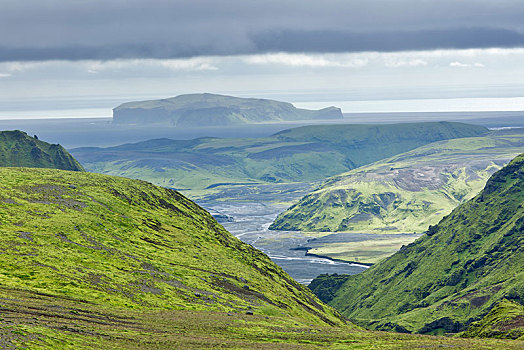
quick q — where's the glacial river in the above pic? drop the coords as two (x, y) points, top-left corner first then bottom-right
(202, 201), (369, 284)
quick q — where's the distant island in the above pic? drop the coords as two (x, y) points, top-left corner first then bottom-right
(112, 93), (343, 126)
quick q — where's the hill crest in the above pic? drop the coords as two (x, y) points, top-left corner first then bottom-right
(310, 153), (524, 334)
(0, 130), (84, 171)
(113, 93), (343, 126)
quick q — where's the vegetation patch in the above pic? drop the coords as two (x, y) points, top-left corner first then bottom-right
(0, 130), (84, 171)
(271, 130), (524, 233)
(462, 299), (524, 339)
(309, 153), (524, 335)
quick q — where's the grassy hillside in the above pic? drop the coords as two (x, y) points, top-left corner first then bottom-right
(0, 168), (522, 348)
(271, 129), (524, 233)
(0, 167), (344, 324)
(0, 130), (84, 171)
(71, 122), (488, 200)
(462, 299), (524, 339)
(310, 153), (524, 334)
(1, 168), (520, 348)
(112, 93), (343, 126)
(4, 288), (523, 349)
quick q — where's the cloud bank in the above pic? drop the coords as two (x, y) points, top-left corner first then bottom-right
(2, 0), (524, 62)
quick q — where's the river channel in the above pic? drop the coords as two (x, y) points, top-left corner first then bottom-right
(202, 201), (370, 284)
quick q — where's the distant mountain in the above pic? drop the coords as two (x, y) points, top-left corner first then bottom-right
(270, 129), (524, 233)
(0, 130), (84, 171)
(309, 153), (524, 334)
(71, 122), (489, 200)
(113, 93), (343, 126)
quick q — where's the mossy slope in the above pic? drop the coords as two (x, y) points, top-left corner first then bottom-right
(0, 171), (523, 348)
(0, 130), (84, 171)
(311, 154), (524, 334)
(271, 130), (524, 232)
(2, 288), (522, 349)
(462, 299), (524, 339)
(0, 167), (342, 326)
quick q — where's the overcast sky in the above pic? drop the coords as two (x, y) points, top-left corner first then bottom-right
(1, 0), (524, 116)
(3, 0), (524, 61)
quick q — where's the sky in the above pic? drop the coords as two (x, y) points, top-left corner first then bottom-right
(1, 0), (524, 117)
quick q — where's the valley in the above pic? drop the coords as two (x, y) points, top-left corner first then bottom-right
(0, 118), (522, 347)
(69, 123), (524, 278)
(0, 108), (523, 348)
(0, 165), (522, 348)
(272, 128), (524, 233)
(4, 1), (524, 347)
(70, 121), (488, 195)
(310, 154), (524, 335)
(203, 201), (370, 284)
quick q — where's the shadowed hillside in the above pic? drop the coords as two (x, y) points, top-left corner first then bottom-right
(0, 130), (84, 171)
(71, 122), (489, 200)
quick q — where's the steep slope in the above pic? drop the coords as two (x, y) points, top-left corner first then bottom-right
(0, 130), (84, 171)
(0, 173), (522, 348)
(462, 299), (524, 339)
(271, 130), (524, 232)
(113, 93), (342, 126)
(0, 167), (343, 326)
(71, 122), (489, 200)
(310, 153), (524, 334)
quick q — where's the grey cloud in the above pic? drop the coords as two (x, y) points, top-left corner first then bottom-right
(2, 0), (524, 61)
(252, 28), (524, 53)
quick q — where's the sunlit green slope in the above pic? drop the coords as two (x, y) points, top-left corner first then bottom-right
(271, 130), (524, 233)
(0, 167), (343, 326)
(310, 153), (524, 334)
(462, 299), (524, 339)
(0, 168), (522, 349)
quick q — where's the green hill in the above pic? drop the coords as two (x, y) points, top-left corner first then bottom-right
(0, 130), (84, 171)
(0, 167), (348, 348)
(270, 129), (524, 233)
(112, 93), (343, 126)
(71, 122), (489, 200)
(462, 299), (524, 339)
(309, 153), (524, 335)
(1, 168), (518, 348)
(0, 167), (343, 323)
